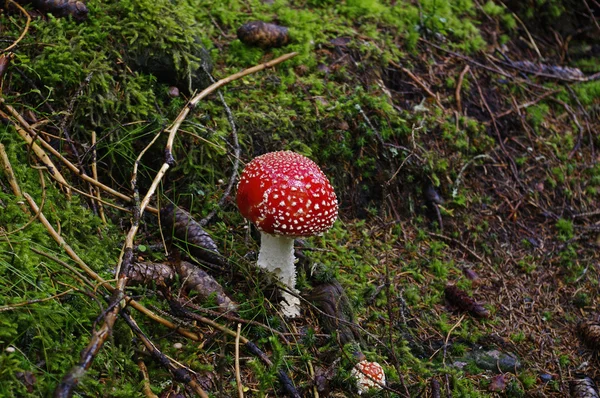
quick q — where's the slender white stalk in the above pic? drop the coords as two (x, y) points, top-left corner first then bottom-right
(257, 232), (300, 317)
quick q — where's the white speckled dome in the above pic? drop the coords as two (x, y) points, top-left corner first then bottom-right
(237, 151), (338, 236)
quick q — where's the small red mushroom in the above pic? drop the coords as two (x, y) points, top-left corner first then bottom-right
(237, 151), (338, 317)
(351, 359), (386, 394)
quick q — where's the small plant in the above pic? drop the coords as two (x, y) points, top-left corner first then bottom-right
(518, 371), (537, 390)
(556, 219), (574, 241)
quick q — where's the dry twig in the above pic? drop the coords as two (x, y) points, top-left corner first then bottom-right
(136, 356), (158, 398)
(0, 106), (71, 197)
(455, 65), (470, 114)
(121, 310), (210, 398)
(54, 52), (298, 398)
(2, 0), (31, 53)
(0, 142), (23, 199)
(389, 60), (445, 110)
(235, 323), (244, 398)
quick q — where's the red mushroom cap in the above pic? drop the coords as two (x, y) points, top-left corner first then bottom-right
(356, 361), (385, 383)
(237, 151), (338, 236)
(353, 360), (386, 392)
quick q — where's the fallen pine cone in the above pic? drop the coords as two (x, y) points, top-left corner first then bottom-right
(161, 204), (225, 268)
(16, 0), (89, 22)
(444, 284), (490, 319)
(237, 21), (289, 49)
(128, 261), (176, 286)
(577, 320), (600, 351)
(430, 378), (441, 398)
(0, 53), (13, 80)
(570, 375), (599, 398)
(175, 260), (237, 313)
(306, 280), (361, 345)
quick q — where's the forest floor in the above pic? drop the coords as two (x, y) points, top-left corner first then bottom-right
(1, 0), (600, 397)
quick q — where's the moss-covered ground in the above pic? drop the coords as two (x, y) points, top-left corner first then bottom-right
(1, 0), (599, 396)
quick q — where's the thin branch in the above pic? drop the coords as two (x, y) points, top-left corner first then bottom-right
(0, 289), (74, 312)
(25, 195), (200, 342)
(164, 52), (298, 164)
(2, 0), (31, 53)
(390, 60), (445, 110)
(0, 107), (71, 197)
(90, 131), (107, 223)
(55, 53), (298, 397)
(136, 356), (159, 398)
(0, 100), (158, 211)
(23, 193), (109, 290)
(235, 323), (244, 398)
(0, 142), (23, 198)
(121, 310), (210, 398)
(455, 65), (470, 114)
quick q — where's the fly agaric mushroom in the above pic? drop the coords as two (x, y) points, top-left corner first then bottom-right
(351, 355), (386, 395)
(236, 151), (338, 317)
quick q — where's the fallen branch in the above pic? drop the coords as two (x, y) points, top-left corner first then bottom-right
(168, 299), (302, 398)
(121, 309), (210, 398)
(0, 289), (74, 312)
(0, 99), (156, 211)
(24, 198), (201, 341)
(2, 0), (31, 53)
(0, 107), (71, 197)
(389, 60), (445, 111)
(455, 65), (470, 114)
(164, 52), (298, 164)
(54, 52), (298, 397)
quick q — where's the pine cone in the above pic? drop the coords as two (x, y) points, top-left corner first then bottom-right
(577, 320), (600, 351)
(175, 260), (237, 313)
(445, 284), (490, 319)
(21, 0), (89, 22)
(161, 204), (225, 268)
(128, 261), (175, 286)
(570, 375), (599, 398)
(237, 21), (289, 49)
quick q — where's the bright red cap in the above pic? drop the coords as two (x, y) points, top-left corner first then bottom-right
(355, 361), (385, 383)
(237, 151), (338, 236)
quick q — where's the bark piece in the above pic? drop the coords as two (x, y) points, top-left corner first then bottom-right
(510, 61), (584, 80)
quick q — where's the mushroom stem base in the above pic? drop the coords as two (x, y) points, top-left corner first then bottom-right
(257, 232), (300, 317)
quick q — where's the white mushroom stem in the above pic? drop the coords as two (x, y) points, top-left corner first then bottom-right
(257, 232), (301, 317)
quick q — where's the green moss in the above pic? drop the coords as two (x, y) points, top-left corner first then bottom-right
(555, 219), (574, 241)
(526, 103), (550, 130)
(519, 371), (537, 390)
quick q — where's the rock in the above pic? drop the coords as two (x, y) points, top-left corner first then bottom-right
(469, 349), (521, 373)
